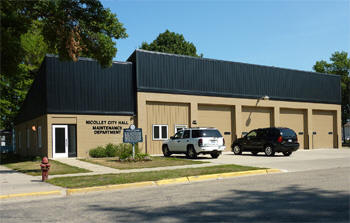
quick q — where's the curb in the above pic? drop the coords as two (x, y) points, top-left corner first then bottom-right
(1, 169), (282, 199)
(66, 181), (155, 195)
(0, 190), (63, 200)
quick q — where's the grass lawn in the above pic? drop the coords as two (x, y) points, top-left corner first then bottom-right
(47, 164), (263, 188)
(3, 158), (90, 176)
(80, 156), (208, 170)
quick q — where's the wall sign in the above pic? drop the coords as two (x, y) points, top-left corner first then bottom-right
(85, 120), (129, 135)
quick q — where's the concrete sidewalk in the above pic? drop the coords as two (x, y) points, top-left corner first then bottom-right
(0, 165), (64, 198)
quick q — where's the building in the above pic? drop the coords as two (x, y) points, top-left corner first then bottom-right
(14, 50), (342, 158)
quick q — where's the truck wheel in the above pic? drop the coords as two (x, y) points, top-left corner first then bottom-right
(264, 145), (275, 156)
(186, 146), (197, 159)
(162, 145), (171, 157)
(233, 145), (242, 155)
(211, 151), (220, 159)
(283, 151), (292, 156)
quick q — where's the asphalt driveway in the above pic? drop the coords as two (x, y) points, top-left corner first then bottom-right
(206, 148), (350, 172)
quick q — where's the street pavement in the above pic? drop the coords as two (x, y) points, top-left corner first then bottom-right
(1, 166), (349, 222)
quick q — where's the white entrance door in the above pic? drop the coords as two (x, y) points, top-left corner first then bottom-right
(52, 125), (68, 158)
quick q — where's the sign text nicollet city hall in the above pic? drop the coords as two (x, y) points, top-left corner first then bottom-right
(85, 120), (129, 134)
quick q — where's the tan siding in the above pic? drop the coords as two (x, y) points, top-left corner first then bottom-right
(47, 114), (133, 158)
(146, 102), (190, 154)
(242, 106), (273, 134)
(198, 104), (234, 151)
(14, 115), (47, 157)
(280, 108), (307, 149)
(312, 110), (336, 148)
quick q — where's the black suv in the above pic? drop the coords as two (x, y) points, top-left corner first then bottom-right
(231, 127), (299, 156)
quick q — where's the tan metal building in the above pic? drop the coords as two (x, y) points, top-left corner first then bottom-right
(14, 50), (342, 158)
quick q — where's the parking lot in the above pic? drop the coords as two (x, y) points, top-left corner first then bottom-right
(196, 148), (350, 172)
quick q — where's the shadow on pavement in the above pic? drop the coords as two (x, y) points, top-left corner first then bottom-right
(87, 185), (349, 222)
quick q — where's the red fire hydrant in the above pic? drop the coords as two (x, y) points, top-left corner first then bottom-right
(40, 157), (51, 181)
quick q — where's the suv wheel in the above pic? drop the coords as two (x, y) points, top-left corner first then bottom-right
(264, 145), (275, 156)
(211, 151), (220, 159)
(162, 145), (171, 157)
(283, 151), (292, 156)
(186, 146), (197, 159)
(233, 145), (242, 155)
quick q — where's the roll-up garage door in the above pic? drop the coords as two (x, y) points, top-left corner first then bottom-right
(198, 105), (234, 151)
(280, 108), (307, 149)
(312, 110), (336, 149)
(146, 102), (190, 154)
(242, 106), (273, 135)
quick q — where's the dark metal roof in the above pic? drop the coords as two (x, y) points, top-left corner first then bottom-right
(16, 50), (341, 125)
(15, 55), (136, 124)
(132, 50), (341, 104)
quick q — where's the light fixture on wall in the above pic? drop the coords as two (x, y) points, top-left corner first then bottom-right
(256, 95), (270, 106)
(192, 120), (197, 125)
(262, 95), (270, 100)
(31, 125), (36, 131)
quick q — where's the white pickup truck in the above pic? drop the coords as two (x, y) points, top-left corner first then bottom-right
(162, 128), (226, 159)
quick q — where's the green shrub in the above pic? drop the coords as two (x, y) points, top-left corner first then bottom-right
(105, 143), (118, 157)
(89, 143), (145, 159)
(89, 146), (107, 158)
(116, 143), (140, 160)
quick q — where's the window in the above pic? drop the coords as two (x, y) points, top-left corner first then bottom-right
(38, 126), (42, 148)
(256, 129), (265, 138)
(173, 131), (183, 139)
(18, 132), (22, 149)
(247, 131), (257, 138)
(174, 125), (187, 133)
(281, 129), (297, 137)
(26, 128), (30, 149)
(153, 125), (168, 140)
(183, 130), (190, 139)
(192, 130), (222, 138)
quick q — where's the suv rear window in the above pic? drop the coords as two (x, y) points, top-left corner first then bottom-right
(281, 128), (297, 138)
(192, 130), (222, 138)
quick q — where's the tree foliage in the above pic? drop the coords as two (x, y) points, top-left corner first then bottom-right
(0, 22), (50, 129)
(141, 30), (201, 57)
(0, 0), (127, 129)
(1, 0), (127, 78)
(313, 51), (350, 124)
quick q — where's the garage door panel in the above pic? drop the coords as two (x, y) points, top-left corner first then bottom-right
(198, 105), (234, 151)
(280, 108), (307, 149)
(312, 110), (335, 149)
(242, 107), (273, 133)
(146, 102), (190, 154)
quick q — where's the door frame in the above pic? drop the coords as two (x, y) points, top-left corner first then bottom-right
(52, 125), (68, 158)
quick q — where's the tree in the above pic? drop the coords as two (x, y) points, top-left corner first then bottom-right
(0, 21), (51, 129)
(0, 0), (127, 129)
(140, 30), (201, 57)
(313, 51), (350, 126)
(1, 0), (127, 79)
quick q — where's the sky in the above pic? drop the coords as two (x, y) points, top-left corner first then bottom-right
(101, 0), (350, 72)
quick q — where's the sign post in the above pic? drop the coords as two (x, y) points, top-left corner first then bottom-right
(123, 124), (143, 159)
